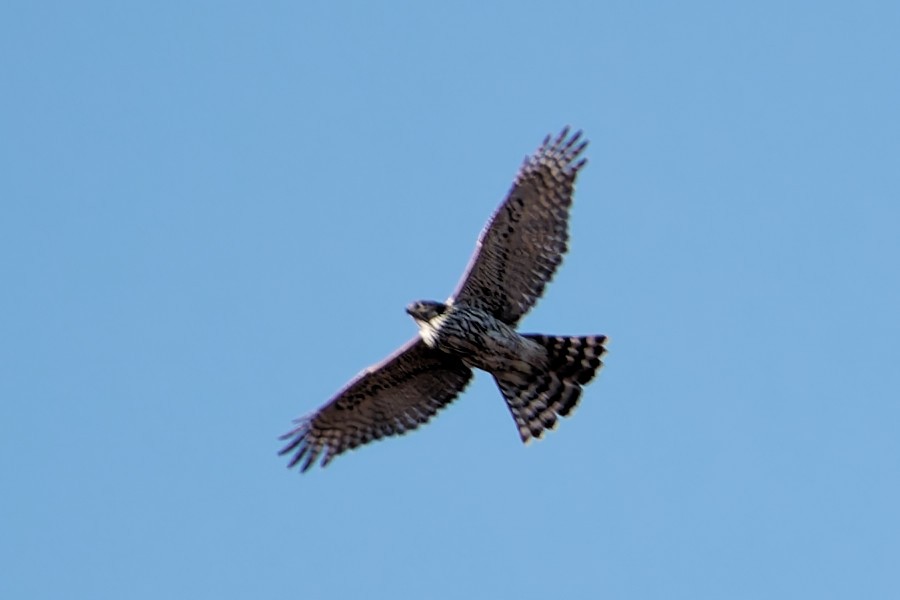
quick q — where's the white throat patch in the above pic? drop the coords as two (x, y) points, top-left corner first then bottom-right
(415, 313), (449, 348)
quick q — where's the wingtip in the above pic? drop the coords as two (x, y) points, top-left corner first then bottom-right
(547, 126), (589, 168)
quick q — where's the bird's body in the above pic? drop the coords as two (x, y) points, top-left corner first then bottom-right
(280, 128), (608, 471)
(407, 300), (542, 374)
(406, 299), (606, 443)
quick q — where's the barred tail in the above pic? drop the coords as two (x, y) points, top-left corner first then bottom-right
(493, 334), (607, 443)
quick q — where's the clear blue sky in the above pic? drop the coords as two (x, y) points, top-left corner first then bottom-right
(2, 2), (898, 598)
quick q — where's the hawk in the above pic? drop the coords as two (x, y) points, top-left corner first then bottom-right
(280, 127), (608, 471)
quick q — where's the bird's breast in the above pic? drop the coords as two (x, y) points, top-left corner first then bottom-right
(428, 307), (538, 374)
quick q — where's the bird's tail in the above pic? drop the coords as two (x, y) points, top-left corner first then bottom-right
(492, 334), (607, 443)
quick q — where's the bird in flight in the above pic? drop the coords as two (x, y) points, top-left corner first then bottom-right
(280, 127), (608, 471)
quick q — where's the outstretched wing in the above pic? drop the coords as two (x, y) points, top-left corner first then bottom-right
(279, 338), (473, 472)
(450, 127), (588, 326)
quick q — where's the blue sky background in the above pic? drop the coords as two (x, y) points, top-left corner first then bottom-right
(2, 2), (899, 598)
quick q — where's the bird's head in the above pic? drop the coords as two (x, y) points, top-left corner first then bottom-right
(405, 300), (448, 324)
(406, 300), (450, 347)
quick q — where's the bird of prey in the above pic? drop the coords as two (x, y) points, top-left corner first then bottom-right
(280, 127), (608, 471)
